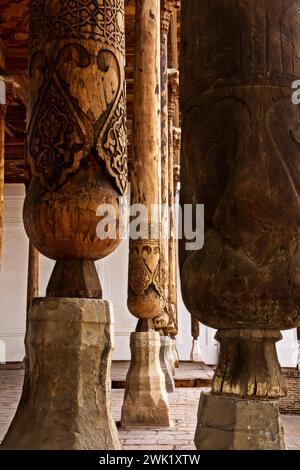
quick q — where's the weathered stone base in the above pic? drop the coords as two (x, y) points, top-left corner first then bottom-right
(190, 339), (202, 363)
(195, 393), (285, 450)
(1, 297), (121, 450)
(121, 331), (171, 427)
(160, 336), (175, 392)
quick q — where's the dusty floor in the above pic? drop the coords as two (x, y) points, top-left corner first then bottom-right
(0, 365), (299, 450)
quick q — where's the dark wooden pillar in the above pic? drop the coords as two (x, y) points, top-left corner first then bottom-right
(180, 0), (300, 450)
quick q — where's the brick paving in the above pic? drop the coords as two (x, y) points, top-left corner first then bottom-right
(0, 368), (299, 450)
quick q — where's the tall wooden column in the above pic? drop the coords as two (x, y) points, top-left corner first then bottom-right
(164, 69), (180, 372)
(3, 0), (127, 450)
(157, 0), (178, 393)
(122, 0), (172, 428)
(0, 79), (6, 269)
(180, 0), (300, 450)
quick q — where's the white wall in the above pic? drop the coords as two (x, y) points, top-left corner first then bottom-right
(0, 184), (298, 367)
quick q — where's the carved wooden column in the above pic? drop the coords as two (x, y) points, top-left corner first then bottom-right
(190, 317), (202, 363)
(180, 0), (300, 450)
(2, 0), (127, 450)
(121, 0), (171, 428)
(157, 0), (177, 392)
(165, 69), (180, 374)
(0, 79), (5, 269)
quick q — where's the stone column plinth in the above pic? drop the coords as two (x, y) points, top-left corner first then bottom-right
(121, 331), (171, 428)
(195, 393), (285, 450)
(190, 339), (202, 363)
(1, 298), (120, 450)
(160, 336), (175, 392)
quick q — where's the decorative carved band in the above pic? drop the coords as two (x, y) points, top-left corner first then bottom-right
(129, 239), (162, 297)
(29, 0), (125, 54)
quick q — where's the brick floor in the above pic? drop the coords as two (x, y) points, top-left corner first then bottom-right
(0, 368), (299, 450)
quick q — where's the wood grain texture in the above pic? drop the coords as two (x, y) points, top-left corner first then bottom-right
(191, 317), (199, 340)
(128, 0), (164, 321)
(180, 0), (300, 330)
(23, 0), (127, 295)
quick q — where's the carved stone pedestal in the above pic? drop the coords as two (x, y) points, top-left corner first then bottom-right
(1, 298), (120, 450)
(121, 331), (171, 427)
(160, 336), (175, 392)
(190, 339), (202, 363)
(195, 393), (285, 450)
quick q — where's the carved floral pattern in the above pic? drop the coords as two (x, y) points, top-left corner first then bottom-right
(28, 0), (127, 193)
(129, 240), (162, 297)
(29, 0), (125, 54)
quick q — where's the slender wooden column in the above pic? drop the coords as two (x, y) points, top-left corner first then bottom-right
(3, 0), (127, 450)
(128, 0), (163, 325)
(155, 0), (173, 331)
(0, 79), (6, 269)
(164, 69), (179, 336)
(122, 0), (172, 428)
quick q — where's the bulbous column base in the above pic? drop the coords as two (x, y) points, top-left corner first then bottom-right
(160, 336), (175, 392)
(190, 339), (203, 363)
(1, 297), (120, 450)
(195, 393), (285, 450)
(121, 331), (172, 428)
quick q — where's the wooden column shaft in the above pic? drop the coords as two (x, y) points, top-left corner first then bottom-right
(128, 0), (164, 325)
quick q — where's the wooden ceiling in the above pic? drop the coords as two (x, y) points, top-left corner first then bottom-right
(0, 0), (179, 184)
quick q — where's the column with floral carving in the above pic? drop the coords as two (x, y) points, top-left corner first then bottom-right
(2, 0), (127, 450)
(121, 0), (172, 428)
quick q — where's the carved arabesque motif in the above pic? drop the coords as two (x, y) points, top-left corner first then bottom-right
(129, 240), (162, 297)
(29, 0), (125, 54)
(28, 0), (127, 194)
